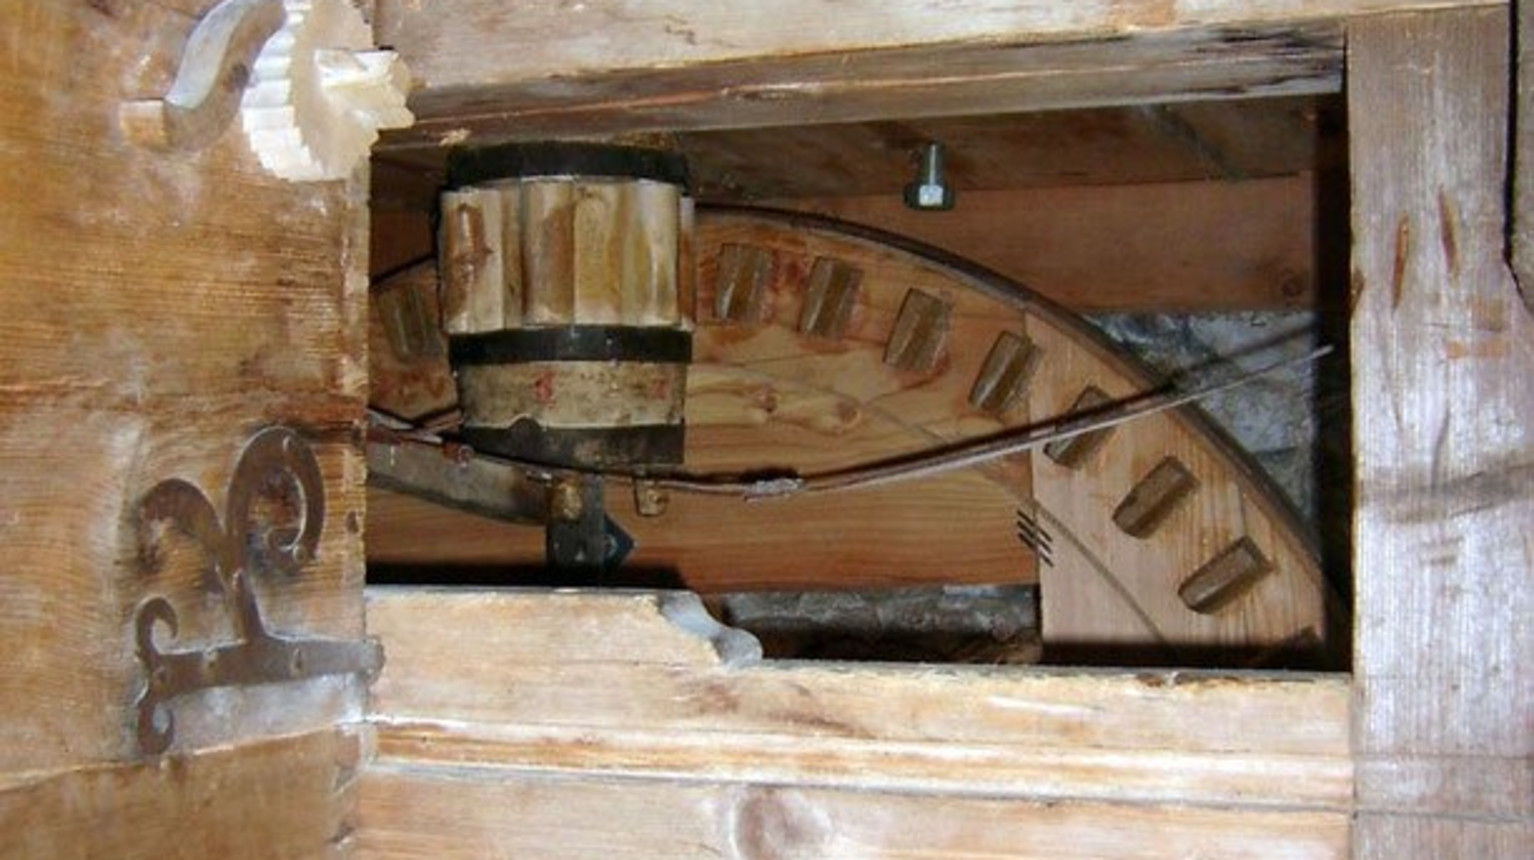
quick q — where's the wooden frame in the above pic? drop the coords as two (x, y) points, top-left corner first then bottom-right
(357, 2), (1530, 858)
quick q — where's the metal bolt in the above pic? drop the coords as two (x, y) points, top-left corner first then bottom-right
(903, 142), (956, 211)
(633, 480), (669, 517)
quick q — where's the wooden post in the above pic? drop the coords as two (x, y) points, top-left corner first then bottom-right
(1348, 8), (1534, 856)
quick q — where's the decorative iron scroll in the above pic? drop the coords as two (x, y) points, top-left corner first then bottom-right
(133, 426), (382, 755)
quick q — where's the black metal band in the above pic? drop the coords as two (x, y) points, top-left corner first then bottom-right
(449, 326), (693, 365)
(463, 421), (686, 468)
(447, 142), (690, 190)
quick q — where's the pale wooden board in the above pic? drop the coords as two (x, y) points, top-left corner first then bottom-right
(375, 96), (1337, 205)
(0, 0), (368, 773)
(365, 589), (1353, 811)
(372, 0), (1499, 146)
(773, 176), (1317, 313)
(360, 769), (1351, 860)
(1347, 7), (1534, 853)
(0, 729), (362, 859)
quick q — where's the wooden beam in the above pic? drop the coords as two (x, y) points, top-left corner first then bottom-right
(361, 769), (1351, 859)
(367, 177), (1316, 312)
(1513, 0), (1534, 312)
(365, 589), (1351, 809)
(373, 0), (1501, 147)
(1347, 7), (1533, 856)
(0, 729), (362, 858)
(0, 0), (369, 771)
(773, 175), (1317, 312)
(361, 588), (1351, 856)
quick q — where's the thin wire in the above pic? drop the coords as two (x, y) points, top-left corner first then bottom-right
(367, 344), (1333, 502)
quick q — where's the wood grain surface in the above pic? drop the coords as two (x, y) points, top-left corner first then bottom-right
(1347, 7), (1534, 855)
(360, 588), (1351, 859)
(0, 0), (370, 774)
(0, 729), (363, 859)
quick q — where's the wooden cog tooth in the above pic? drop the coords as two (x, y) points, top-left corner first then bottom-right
(1113, 456), (1199, 538)
(1178, 538), (1274, 615)
(970, 331), (1041, 414)
(713, 243), (776, 323)
(884, 289), (951, 372)
(799, 257), (862, 339)
(1043, 385), (1115, 467)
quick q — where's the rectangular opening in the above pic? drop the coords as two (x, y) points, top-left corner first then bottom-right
(365, 94), (1352, 674)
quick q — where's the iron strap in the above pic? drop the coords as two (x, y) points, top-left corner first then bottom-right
(447, 141), (691, 189)
(449, 325), (693, 365)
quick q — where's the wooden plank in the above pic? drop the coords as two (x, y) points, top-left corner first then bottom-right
(369, 98), (1342, 210)
(365, 589), (1353, 811)
(1347, 7), (1534, 855)
(372, 0), (1500, 146)
(360, 769), (1351, 860)
(360, 588), (1350, 857)
(0, 0), (368, 771)
(774, 176), (1317, 313)
(0, 729), (362, 859)
(383, 25), (1342, 147)
(678, 98), (1334, 200)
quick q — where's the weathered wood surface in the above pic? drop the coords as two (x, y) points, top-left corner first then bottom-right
(361, 771), (1350, 859)
(360, 588), (1352, 858)
(679, 98), (1336, 199)
(777, 175), (1317, 313)
(0, 0), (368, 774)
(1514, 0), (1534, 312)
(367, 211), (1334, 664)
(440, 180), (687, 332)
(0, 729), (363, 859)
(1348, 7), (1533, 856)
(372, 0), (1499, 146)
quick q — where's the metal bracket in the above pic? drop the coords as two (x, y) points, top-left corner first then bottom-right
(120, 0), (286, 152)
(133, 426), (383, 755)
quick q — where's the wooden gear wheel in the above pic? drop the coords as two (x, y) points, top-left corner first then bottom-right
(368, 208), (1343, 668)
